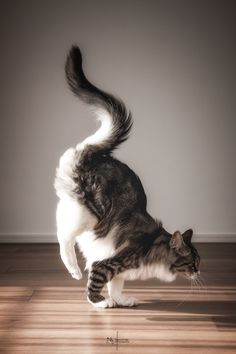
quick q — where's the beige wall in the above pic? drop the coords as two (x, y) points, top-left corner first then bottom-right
(0, 0), (235, 242)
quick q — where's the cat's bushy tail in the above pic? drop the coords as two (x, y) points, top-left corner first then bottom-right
(65, 46), (133, 155)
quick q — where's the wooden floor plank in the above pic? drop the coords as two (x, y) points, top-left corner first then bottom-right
(0, 243), (235, 353)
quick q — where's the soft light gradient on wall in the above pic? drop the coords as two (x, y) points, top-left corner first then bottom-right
(0, 0), (235, 242)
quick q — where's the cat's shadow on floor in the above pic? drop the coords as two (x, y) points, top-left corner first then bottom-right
(131, 299), (236, 330)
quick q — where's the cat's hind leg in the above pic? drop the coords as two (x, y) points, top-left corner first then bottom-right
(56, 198), (95, 280)
(58, 237), (82, 280)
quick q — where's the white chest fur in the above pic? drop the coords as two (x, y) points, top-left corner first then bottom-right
(120, 263), (176, 282)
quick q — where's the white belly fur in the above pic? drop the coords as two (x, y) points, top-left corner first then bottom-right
(56, 195), (97, 241)
(77, 227), (118, 270)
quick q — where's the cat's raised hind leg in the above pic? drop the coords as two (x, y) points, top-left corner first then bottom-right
(56, 199), (84, 280)
(58, 237), (82, 280)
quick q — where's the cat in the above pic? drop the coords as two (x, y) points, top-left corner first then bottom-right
(54, 46), (200, 308)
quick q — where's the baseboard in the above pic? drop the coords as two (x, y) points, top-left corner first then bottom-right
(0, 233), (57, 243)
(0, 233), (235, 243)
(193, 234), (236, 243)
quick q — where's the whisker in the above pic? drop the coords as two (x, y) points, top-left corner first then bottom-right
(192, 278), (200, 292)
(199, 274), (206, 285)
(198, 277), (205, 288)
(200, 274), (208, 288)
(196, 278), (203, 292)
(195, 277), (202, 289)
(174, 282), (193, 308)
(198, 274), (210, 298)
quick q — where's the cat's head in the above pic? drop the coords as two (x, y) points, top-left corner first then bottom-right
(169, 229), (200, 279)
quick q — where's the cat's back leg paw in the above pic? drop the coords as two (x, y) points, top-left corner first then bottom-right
(70, 269), (83, 280)
(114, 296), (139, 307)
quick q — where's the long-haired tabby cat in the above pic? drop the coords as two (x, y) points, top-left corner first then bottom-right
(55, 46), (200, 308)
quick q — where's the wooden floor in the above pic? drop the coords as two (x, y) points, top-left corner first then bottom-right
(0, 243), (236, 354)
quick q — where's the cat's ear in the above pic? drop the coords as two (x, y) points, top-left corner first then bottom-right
(170, 231), (190, 256)
(182, 229), (193, 244)
(169, 231), (183, 250)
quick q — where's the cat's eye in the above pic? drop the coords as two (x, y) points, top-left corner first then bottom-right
(177, 262), (189, 268)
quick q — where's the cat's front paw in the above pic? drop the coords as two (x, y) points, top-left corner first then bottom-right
(95, 298), (116, 308)
(88, 296), (116, 308)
